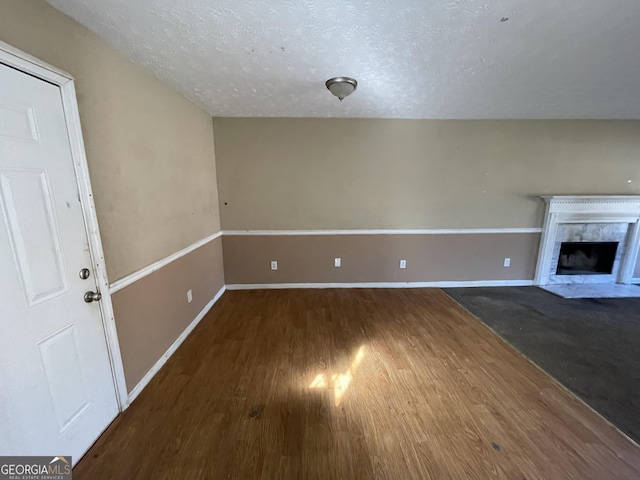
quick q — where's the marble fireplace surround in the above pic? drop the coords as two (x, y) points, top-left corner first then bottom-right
(535, 196), (640, 286)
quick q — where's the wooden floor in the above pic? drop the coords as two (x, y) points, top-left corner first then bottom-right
(75, 289), (640, 479)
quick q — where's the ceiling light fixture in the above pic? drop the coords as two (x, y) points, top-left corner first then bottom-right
(325, 77), (358, 101)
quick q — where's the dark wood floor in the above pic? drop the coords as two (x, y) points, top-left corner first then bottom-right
(75, 289), (640, 479)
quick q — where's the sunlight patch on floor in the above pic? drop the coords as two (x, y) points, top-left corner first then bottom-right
(309, 345), (366, 406)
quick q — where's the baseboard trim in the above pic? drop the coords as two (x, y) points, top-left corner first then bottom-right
(223, 228), (542, 236)
(226, 280), (534, 290)
(126, 285), (226, 405)
(110, 232), (222, 294)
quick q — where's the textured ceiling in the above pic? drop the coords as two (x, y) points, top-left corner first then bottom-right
(46, 0), (640, 119)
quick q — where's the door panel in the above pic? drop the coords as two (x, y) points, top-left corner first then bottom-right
(0, 168), (68, 305)
(37, 324), (91, 431)
(0, 104), (39, 143)
(0, 62), (118, 462)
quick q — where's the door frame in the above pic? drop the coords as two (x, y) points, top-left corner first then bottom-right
(0, 40), (129, 411)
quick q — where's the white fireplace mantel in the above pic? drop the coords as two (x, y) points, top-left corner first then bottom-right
(534, 196), (640, 285)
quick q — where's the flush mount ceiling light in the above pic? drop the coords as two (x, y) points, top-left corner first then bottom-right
(325, 77), (358, 101)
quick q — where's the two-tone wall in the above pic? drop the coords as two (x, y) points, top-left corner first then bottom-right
(0, 0), (225, 394)
(4, 0), (640, 397)
(213, 118), (640, 286)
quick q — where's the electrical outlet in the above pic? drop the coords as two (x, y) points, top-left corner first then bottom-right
(271, 260), (278, 270)
(400, 259), (407, 269)
(187, 289), (193, 303)
(334, 257), (341, 267)
(503, 257), (511, 267)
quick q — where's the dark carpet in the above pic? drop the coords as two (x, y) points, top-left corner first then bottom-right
(444, 286), (640, 444)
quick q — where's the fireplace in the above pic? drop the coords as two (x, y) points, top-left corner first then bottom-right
(556, 241), (618, 275)
(534, 196), (640, 287)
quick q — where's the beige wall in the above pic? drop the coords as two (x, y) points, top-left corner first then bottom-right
(112, 238), (225, 391)
(0, 0), (221, 281)
(223, 233), (539, 285)
(214, 118), (640, 230)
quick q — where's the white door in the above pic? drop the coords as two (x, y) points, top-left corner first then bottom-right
(0, 62), (118, 462)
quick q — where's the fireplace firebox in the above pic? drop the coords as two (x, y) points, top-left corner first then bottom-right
(556, 241), (619, 275)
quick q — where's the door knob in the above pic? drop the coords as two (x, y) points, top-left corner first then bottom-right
(79, 268), (91, 279)
(84, 291), (102, 303)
